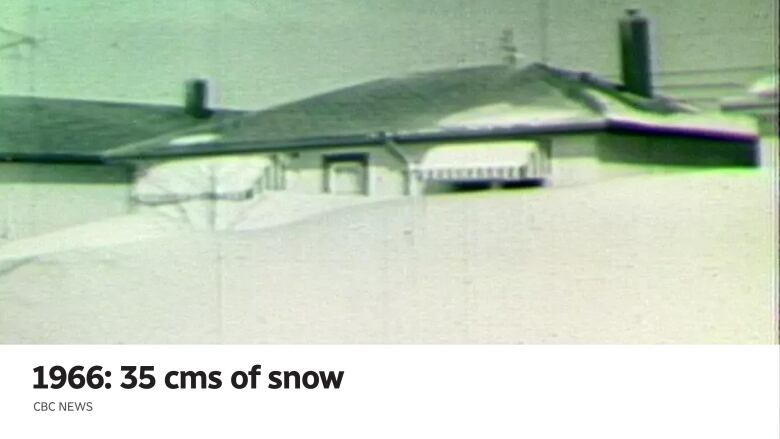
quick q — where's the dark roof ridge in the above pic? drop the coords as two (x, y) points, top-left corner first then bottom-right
(0, 93), (247, 116)
(533, 63), (695, 114)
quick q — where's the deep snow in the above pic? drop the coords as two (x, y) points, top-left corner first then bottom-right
(0, 167), (776, 343)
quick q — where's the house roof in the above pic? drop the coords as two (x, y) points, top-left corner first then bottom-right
(1, 63), (758, 163)
(0, 96), (239, 162)
(721, 74), (778, 113)
(108, 63), (756, 160)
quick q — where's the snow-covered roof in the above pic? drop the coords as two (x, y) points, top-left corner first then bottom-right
(0, 96), (240, 162)
(108, 63), (757, 160)
(1, 63), (759, 163)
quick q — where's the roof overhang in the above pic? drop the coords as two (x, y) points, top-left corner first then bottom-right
(3, 117), (758, 164)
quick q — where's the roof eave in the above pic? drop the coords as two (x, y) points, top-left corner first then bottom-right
(0, 153), (110, 165)
(606, 119), (758, 143)
(107, 121), (608, 161)
(3, 119), (757, 164)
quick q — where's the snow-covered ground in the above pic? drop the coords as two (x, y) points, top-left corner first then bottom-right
(0, 166), (776, 344)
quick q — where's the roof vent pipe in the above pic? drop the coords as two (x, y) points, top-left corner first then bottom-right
(184, 78), (213, 119)
(619, 8), (654, 98)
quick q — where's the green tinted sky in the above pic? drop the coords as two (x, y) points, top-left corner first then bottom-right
(1, 0), (776, 108)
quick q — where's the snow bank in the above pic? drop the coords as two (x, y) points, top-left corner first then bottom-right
(437, 102), (593, 130)
(0, 169), (774, 344)
(133, 156), (271, 204)
(131, 156), (273, 229)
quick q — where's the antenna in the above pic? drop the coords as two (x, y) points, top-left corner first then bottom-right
(499, 28), (524, 66)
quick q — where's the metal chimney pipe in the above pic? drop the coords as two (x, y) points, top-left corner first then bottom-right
(184, 79), (212, 119)
(619, 8), (653, 98)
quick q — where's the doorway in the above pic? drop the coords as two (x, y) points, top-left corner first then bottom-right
(323, 153), (369, 195)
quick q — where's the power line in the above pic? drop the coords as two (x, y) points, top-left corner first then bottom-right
(0, 26), (39, 51)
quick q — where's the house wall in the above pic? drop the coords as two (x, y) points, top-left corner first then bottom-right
(755, 111), (778, 138)
(129, 154), (276, 230)
(283, 146), (406, 197)
(546, 132), (760, 187)
(597, 134), (759, 167)
(131, 155), (273, 204)
(283, 139), (557, 196)
(547, 134), (603, 186)
(746, 111), (777, 166)
(125, 149), (405, 230)
(0, 162), (132, 241)
(396, 139), (550, 194)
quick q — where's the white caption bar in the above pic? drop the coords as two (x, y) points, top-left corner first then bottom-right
(0, 345), (778, 438)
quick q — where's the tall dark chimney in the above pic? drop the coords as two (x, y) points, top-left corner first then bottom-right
(619, 9), (653, 98)
(184, 79), (212, 119)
